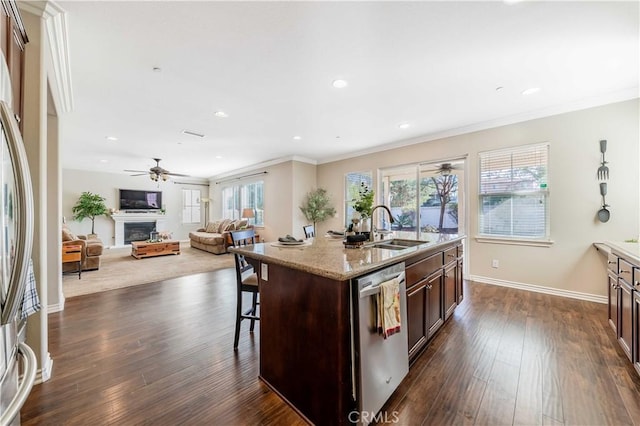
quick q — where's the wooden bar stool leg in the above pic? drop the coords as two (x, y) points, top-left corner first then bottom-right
(233, 287), (243, 350)
(249, 292), (258, 332)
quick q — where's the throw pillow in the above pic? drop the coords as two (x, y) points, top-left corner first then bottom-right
(62, 228), (76, 241)
(218, 219), (232, 233)
(236, 219), (248, 229)
(206, 221), (221, 233)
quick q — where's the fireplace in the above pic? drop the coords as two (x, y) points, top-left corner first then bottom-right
(111, 212), (167, 247)
(124, 222), (155, 244)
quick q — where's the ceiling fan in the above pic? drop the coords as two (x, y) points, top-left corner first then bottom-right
(124, 158), (190, 181)
(424, 161), (464, 176)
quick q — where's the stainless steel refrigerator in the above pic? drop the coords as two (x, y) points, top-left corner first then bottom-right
(0, 87), (37, 423)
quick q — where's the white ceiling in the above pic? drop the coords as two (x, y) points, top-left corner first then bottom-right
(57, 1), (639, 180)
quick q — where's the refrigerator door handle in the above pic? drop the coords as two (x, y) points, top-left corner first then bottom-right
(0, 342), (37, 425)
(0, 100), (34, 325)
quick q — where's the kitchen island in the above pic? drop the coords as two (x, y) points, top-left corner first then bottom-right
(230, 234), (464, 425)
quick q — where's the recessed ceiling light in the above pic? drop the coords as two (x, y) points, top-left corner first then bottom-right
(398, 122), (410, 129)
(214, 111), (228, 118)
(152, 67), (162, 73)
(332, 79), (348, 89)
(215, 155), (223, 159)
(105, 136), (118, 141)
(495, 86), (504, 92)
(99, 159), (108, 163)
(293, 136), (302, 140)
(521, 87), (540, 96)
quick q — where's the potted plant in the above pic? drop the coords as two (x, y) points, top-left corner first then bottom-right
(72, 191), (108, 236)
(299, 188), (336, 232)
(352, 182), (374, 232)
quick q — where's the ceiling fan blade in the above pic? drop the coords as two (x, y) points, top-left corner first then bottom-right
(129, 173), (148, 177)
(166, 172), (190, 177)
(124, 169), (148, 173)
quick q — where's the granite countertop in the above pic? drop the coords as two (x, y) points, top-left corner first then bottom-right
(229, 233), (465, 281)
(599, 241), (640, 265)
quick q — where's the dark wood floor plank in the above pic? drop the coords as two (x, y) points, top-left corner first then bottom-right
(20, 272), (640, 426)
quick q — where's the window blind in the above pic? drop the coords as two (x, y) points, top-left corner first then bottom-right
(479, 143), (549, 238)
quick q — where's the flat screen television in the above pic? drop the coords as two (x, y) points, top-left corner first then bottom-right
(119, 189), (162, 211)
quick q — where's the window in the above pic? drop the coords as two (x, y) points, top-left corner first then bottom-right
(182, 189), (201, 224)
(478, 143), (549, 241)
(221, 180), (264, 226)
(345, 171), (372, 226)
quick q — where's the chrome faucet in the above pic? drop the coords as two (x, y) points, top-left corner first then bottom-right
(369, 205), (395, 242)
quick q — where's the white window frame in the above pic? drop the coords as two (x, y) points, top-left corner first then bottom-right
(476, 142), (553, 247)
(221, 180), (264, 227)
(182, 189), (201, 224)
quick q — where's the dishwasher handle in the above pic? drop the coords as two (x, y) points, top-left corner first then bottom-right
(359, 271), (405, 298)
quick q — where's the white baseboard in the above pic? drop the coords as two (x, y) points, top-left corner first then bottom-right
(469, 274), (607, 304)
(48, 298), (65, 313)
(35, 353), (53, 384)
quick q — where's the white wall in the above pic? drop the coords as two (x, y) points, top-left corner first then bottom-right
(63, 169), (209, 246)
(210, 159), (317, 242)
(317, 99), (639, 299)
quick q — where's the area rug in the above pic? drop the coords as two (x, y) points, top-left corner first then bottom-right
(63, 241), (235, 298)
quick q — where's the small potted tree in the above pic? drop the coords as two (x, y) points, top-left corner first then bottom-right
(72, 191), (108, 237)
(299, 188), (336, 238)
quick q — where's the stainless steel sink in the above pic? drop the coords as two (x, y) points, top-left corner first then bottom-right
(368, 239), (429, 250)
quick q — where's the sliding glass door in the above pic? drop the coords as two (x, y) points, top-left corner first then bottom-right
(381, 159), (465, 240)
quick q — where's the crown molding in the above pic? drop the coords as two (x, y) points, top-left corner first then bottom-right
(19, 1), (73, 113)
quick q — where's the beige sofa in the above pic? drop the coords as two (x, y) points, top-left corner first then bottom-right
(189, 219), (251, 255)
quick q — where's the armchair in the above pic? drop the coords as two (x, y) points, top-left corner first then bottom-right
(62, 224), (104, 272)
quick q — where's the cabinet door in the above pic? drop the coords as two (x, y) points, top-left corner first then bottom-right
(456, 258), (464, 304)
(633, 288), (640, 376)
(426, 270), (444, 339)
(444, 262), (457, 320)
(608, 272), (619, 334)
(619, 278), (633, 362)
(407, 281), (428, 361)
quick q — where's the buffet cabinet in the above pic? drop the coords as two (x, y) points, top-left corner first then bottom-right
(607, 251), (640, 376)
(406, 241), (463, 364)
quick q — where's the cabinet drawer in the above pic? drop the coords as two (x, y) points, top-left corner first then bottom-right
(406, 253), (442, 287)
(456, 244), (464, 258)
(444, 247), (457, 264)
(634, 267), (640, 290)
(607, 253), (618, 274)
(619, 259), (633, 284)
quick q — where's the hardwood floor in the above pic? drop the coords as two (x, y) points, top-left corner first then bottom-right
(21, 269), (640, 425)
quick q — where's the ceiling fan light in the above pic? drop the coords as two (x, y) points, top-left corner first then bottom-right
(162, 173), (168, 181)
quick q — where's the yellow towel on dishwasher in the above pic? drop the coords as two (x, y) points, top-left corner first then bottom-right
(377, 277), (401, 339)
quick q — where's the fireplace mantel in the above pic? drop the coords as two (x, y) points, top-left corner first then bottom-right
(111, 212), (168, 247)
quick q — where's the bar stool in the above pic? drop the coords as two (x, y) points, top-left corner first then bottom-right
(230, 229), (259, 350)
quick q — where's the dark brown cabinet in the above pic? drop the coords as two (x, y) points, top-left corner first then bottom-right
(633, 286), (640, 376)
(426, 270), (444, 338)
(619, 278), (633, 361)
(443, 261), (457, 320)
(405, 241), (464, 364)
(0, 1), (27, 126)
(407, 279), (427, 360)
(605, 249), (640, 377)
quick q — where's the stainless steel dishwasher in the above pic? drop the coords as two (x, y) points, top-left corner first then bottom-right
(351, 262), (408, 425)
